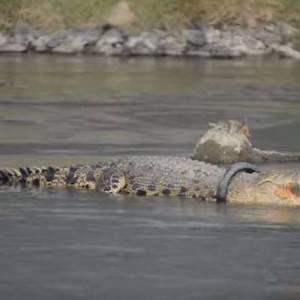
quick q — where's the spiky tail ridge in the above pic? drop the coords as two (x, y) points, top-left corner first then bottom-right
(0, 166), (59, 186)
(0, 164), (101, 190)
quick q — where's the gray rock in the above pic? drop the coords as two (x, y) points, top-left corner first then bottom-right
(32, 29), (43, 39)
(255, 30), (282, 46)
(223, 30), (265, 50)
(69, 27), (102, 52)
(51, 29), (70, 40)
(230, 37), (267, 56)
(0, 33), (27, 52)
(69, 37), (88, 53)
(204, 28), (221, 44)
(125, 31), (161, 55)
(50, 28), (102, 54)
(99, 28), (124, 44)
(125, 35), (141, 49)
(141, 31), (161, 53)
(203, 44), (242, 58)
(46, 37), (60, 49)
(52, 43), (75, 54)
(11, 22), (35, 48)
(68, 28), (101, 53)
(46, 30), (70, 50)
(185, 29), (206, 47)
(70, 26), (102, 39)
(240, 47), (273, 56)
(95, 42), (124, 55)
(277, 22), (299, 39)
(273, 44), (300, 59)
(0, 22), (298, 59)
(0, 42), (27, 52)
(31, 35), (52, 52)
(160, 35), (186, 56)
(0, 34), (8, 47)
(94, 28), (125, 55)
(13, 22), (33, 36)
(202, 27), (269, 57)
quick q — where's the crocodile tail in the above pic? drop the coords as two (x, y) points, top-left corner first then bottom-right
(0, 166), (70, 187)
(252, 148), (300, 163)
(0, 165), (100, 189)
(0, 167), (24, 183)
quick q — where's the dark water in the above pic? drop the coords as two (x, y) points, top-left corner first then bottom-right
(0, 55), (300, 299)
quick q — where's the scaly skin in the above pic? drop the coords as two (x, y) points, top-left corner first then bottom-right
(1, 156), (300, 206)
(192, 120), (300, 164)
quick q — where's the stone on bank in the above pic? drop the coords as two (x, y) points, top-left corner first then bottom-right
(0, 21), (300, 59)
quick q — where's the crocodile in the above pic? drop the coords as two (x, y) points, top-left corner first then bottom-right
(192, 120), (300, 164)
(1, 156), (300, 206)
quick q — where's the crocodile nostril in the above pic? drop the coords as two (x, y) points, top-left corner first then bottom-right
(290, 185), (300, 196)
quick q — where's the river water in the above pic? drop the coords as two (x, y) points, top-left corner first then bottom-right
(0, 55), (300, 299)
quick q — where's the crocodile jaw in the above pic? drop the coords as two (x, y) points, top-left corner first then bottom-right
(227, 171), (300, 206)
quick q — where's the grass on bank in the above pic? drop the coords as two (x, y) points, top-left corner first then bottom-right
(0, 0), (300, 31)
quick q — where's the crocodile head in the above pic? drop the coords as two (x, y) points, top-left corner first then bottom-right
(192, 120), (255, 164)
(229, 170), (300, 206)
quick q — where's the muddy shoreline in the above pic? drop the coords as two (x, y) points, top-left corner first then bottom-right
(1, 22), (300, 59)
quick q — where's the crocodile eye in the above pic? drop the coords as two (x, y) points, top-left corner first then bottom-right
(290, 185), (300, 196)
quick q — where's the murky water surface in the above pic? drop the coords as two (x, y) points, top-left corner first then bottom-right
(0, 55), (300, 299)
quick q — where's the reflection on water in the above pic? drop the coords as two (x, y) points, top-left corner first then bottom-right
(0, 55), (300, 299)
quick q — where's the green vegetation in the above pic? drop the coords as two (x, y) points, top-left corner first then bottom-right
(0, 0), (300, 31)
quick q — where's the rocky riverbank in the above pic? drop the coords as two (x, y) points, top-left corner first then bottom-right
(1, 22), (300, 59)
